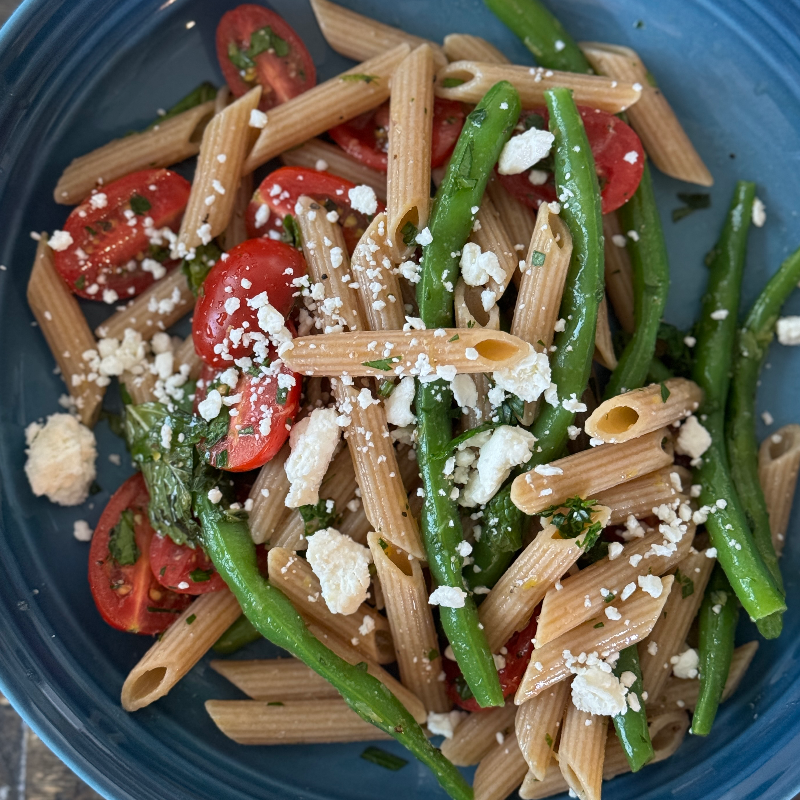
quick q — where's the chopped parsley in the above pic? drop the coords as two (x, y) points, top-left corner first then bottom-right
(276, 387), (289, 405)
(186, 614), (197, 625)
(362, 357), (401, 372)
(545, 733), (554, 748)
(267, 701), (284, 706)
(674, 568), (695, 599)
(593, 621), (605, 628)
(378, 537), (389, 551)
(448, 334), (460, 342)
(360, 747), (408, 771)
(341, 73), (380, 84)
(190, 568), (214, 583)
(426, 648), (439, 662)
(531, 250), (546, 267)
(660, 382), (671, 403)
(282, 214), (302, 248)
(541, 496), (603, 551)
(228, 26), (290, 73)
(299, 498), (341, 537)
(401, 220), (418, 246)
(182, 242), (223, 297)
(74, 275), (86, 291)
(129, 193), (151, 216)
(215, 449), (229, 469)
(238, 425), (255, 436)
(604, 593), (616, 603)
(145, 82), (216, 130)
(108, 509), (140, 566)
(377, 379), (395, 398)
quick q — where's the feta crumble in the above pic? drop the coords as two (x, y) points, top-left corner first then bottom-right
(284, 408), (342, 508)
(348, 185), (378, 215)
(571, 665), (628, 716)
(492, 345), (551, 403)
(249, 109), (268, 128)
(429, 585), (468, 609)
(671, 647), (699, 679)
(48, 230), (73, 251)
(306, 527), (372, 615)
(675, 415), (712, 460)
(384, 376), (417, 427)
(73, 520), (93, 541)
(777, 317), (800, 346)
(497, 127), (555, 175)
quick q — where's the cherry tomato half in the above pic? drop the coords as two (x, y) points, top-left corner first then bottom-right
(88, 474), (192, 635)
(445, 614), (539, 712)
(192, 237), (306, 368)
(216, 4), (316, 112)
(55, 169), (190, 301)
(497, 107), (644, 215)
(245, 166), (385, 253)
(327, 98), (466, 172)
(149, 534), (227, 595)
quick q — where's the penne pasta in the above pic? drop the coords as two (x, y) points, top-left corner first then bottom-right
(206, 698), (392, 745)
(247, 441), (293, 545)
(121, 590), (242, 711)
(581, 42), (713, 186)
(593, 295), (618, 370)
(218, 172), (253, 251)
(26, 235), (105, 426)
(486, 174), (537, 256)
(122, 369), (157, 405)
(281, 328), (531, 377)
(173, 334), (203, 379)
(436, 61), (642, 113)
(443, 33), (510, 65)
(178, 87), (262, 250)
(210, 658), (341, 702)
(603, 212), (635, 334)
(479, 506), (612, 653)
(455, 278), (500, 333)
(557, 704), (608, 800)
(53, 100), (216, 205)
(367, 533), (450, 713)
(386, 45), (435, 258)
(267, 547), (396, 664)
(511, 428), (674, 516)
(441, 703), (517, 766)
(515, 679), (570, 780)
(473, 730), (529, 800)
(759, 423), (800, 557)
(585, 378), (703, 443)
(515, 575), (674, 704)
(597, 464), (691, 526)
(243, 46), (411, 175)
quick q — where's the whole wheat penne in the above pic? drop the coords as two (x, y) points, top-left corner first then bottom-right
(596, 465), (691, 526)
(282, 328), (530, 377)
(244, 46), (411, 175)
(309, 0), (446, 68)
(206, 698), (391, 745)
(515, 679), (570, 780)
(603, 212), (635, 334)
(173, 334), (203, 379)
(95, 269), (194, 340)
(455, 279), (500, 333)
(443, 33), (510, 64)
(759, 424), (800, 557)
(267, 547), (396, 664)
(387, 46), (435, 258)
(638, 549), (715, 700)
(473, 730), (528, 800)
(210, 658), (341, 702)
(515, 575), (674, 704)
(123, 370), (158, 405)
(436, 62), (642, 113)
(486, 175), (537, 257)
(585, 379), (703, 443)
(468, 193), (520, 301)
(27, 235), (105, 426)
(511, 428), (674, 515)
(558, 704), (608, 800)
(534, 525), (695, 646)
(247, 441), (292, 545)
(337, 498), (371, 545)
(178, 87), (261, 250)
(441, 703), (517, 766)
(121, 590), (242, 712)
(581, 42), (713, 186)
(219, 173), (253, 251)
(281, 139), (387, 199)
(479, 506), (612, 653)
(53, 100), (216, 205)
(593, 295), (617, 370)
(367, 534), (449, 712)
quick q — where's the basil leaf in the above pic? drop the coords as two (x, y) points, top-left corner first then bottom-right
(130, 194), (152, 216)
(108, 509), (140, 566)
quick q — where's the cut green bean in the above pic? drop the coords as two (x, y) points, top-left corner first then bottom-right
(213, 614), (261, 655)
(691, 181), (785, 622)
(611, 645), (653, 772)
(693, 565), (739, 735)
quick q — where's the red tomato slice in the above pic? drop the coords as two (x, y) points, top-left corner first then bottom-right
(55, 169), (191, 300)
(328, 98), (466, 172)
(88, 474), (192, 635)
(246, 166), (385, 253)
(192, 237), (306, 368)
(497, 107), (644, 215)
(195, 352), (301, 472)
(445, 613), (538, 712)
(216, 4), (316, 112)
(149, 534), (227, 594)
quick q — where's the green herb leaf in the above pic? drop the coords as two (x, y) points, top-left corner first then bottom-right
(401, 220), (418, 246)
(672, 206), (696, 223)
(361, 357), (401, 372)
(239, 426), (255, 436)
(276, 387), (289, 405)
(299, 498), (341, 537)
(108, 509), (140, 566)
(182, 242), (223, 297)
(74, 275), (86, 290)
(523, 112), (546, 131)
(426, 648), (439, 661)
(282, 214), (302, 248)
(467, 320), (475, 329)
(672, 193), (710, 223)
(129, 194), (151, 216)
(249, 25), (290, 59)
(267, 701), (284, 706)
(593, 621), (605, 628)
(146, 82), (216, 130)
(541, 497), (601, 542)
(377, 379), (395, 399)
(531, 250), (546, 267)
(341, 73), (380, 84)
(190, 568), (214, 583)
(448, 334), (460, 342)
(186, 614), (197, 625)
(378, 537), (389, 551)
(604, 593), (616, 603)
(674, 568), (695, 599)
(660, 382), (671, 403)
(227, 41), (253, 71)
(360, 747), (408, 771)
(215, 449), (229, 469)
(545, 733), (554, 748)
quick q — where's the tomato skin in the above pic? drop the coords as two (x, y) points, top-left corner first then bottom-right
(246, 166), (385, 253)
(445, 614), (538, 712)
(216, 4), (316, 112)
(88, 474), (192, 635)
(55, 169), (191, 300)
(149, 534), (227, 594)
(192, 238), (306, 368)
(497, 107), (644, 215)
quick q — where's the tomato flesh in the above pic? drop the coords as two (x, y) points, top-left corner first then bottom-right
(88, 474), (192, 635)
(192, 237), (306, 368)
(149, 533), (227, 594)
(497, 107), (644, 215)
(216, 4), (316, 112)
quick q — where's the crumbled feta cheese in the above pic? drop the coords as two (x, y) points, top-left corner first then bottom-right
(752, 196), (766, 227)
(671, 647), (699, 679)
(621, 582), (636, 601)
(612, 234), (627, 248)
(48, 230), (73, 251)
(284, 408), (342, 508)
(647, 641), (658, 656)
(429, 585), (468, 608)
(637, 575), (663, 598)
(415, 227), (433, 247)
(426, 710), (466, 739)
(207, 487), (223, 504)
(460, 242), (506, 286)
(534, 463), (563, 477)
(465, 347), (479, 361)
(348, 185), (378, 215)
(571, 665), (628, 716)
(383, 376), (417, 427)
(254, 203), (270, 228)
(705, 547), (717, 559)
(605, 606), (622, 621)
(306, 527), (372, 615)
(608, 542), (624, 561)
(481, 289), (497, 311)
(675, 415), (712, 460)
(623, 150), (639, 164)
(710, 309), (729, 321)
(777, 317), (800, 346)
(528, 169), (549, 185)
(562, 393), (587, 413)
(452, 373), (478, 410)
(73, 520), (93, 541)
(198, 389), (223, 421)
(497, 127), (555, 175)
(492, 344), (551, 403)
(249, 109), (268, 128)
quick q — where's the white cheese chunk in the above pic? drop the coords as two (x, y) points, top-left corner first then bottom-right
(383, 376), (417, 427)
(571, 665), (628, 716)
(428, 585), (468, 608)
(284, 408), (342, 508)
(427, 710), (466, 739)
(777, 316), (800, 346)
(492, 345), (551, 402)
(671, 647), (699, 679)
(675, 415), (712, 460)
(73, 520), (93, 541)
(460, 242), (506, 287)
(452, 373), (479, 410)
(348, 184), (378, 215)
(306, 527), (372, 615)
(497, 127), (555, 175)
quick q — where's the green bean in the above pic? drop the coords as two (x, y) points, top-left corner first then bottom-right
(693, 564), (739, 735)
(604, 163), (670, 397)
(691, 181), (785, 622)
(194, 490), (472, 800)
(611, 646), (653, 772)
(727, 245), (800, 638)
(145, 81), (216, 130)
(212, 614), (261, 655)
(483, 0), (592, 73)
(414, 82), (520, 709)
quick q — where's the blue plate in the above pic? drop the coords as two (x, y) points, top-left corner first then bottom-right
(1, 0), (800, 798)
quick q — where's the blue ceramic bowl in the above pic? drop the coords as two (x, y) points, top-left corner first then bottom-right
(2, 1), (800, 798)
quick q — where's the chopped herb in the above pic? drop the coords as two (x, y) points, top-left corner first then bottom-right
(377, 379), (395, 398)
(249, 25), (290, 58)
(129, 194), (151, 216)
(146, 606), (182, 613)
(341, 73), (380, 84)
(203, 409), (230, 450)
(545, 733), (554, 748)
(672, 193), (711, 223)
(190, 568), (214, 583)
(426, 648), (439, 661)
(531, 250), (546, 267)
(401, 220), (418, 246)
(448, 334), (460, 342)
(660, 382), (671, 403)
(147, 243), (171, 263)
(267, 701), (284, 706)
(634, 19), (645, 28)
(441, 77), (465, 88)
(84, 225), (97, 236)
(360, 747), (408, 771)
(238, 425), (255, 435)
(247, 365), (262, 377)
(355, 661), (369, 672)
(362, 357), (401, 372)
(89, 480), (102, 495)
(541, 496), (602, 545)
(108, 509), (140, 566)
(299, 498), (341, 537)
(99, 220), (113, 232)
(453, 674), (473, 701)
(74, 275), (86, 290)
(467, 320), (475, 329)
(215, 449), (229, 469)
(523, 112), (546, 131)
(119, 383), (134, 407)
(378, 538), (389, 551)
(159, 566), (167, 577)
(594, 621), (605, 628)
(145, 82), (216, 130)
(645, 69), (659, 88)
(282, 214), (302, 248)
(604, 593), (616, 603)
(100, 409), (125, 439)
(276, 387), (289, 405)
(439, 422), (501, 458)
(496, 393), (525, 426)
(182, 242), (223, 297)
(674, 568), (695, 599)
(186, 614), (197, 625)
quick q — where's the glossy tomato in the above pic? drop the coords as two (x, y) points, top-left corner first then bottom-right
(445, 614), (538, 712)
(216, 4), (316, 112)
(327, 98), (466, 172)
(497, 107), (644, 214)
(149, 534), (227, 595)
(192, 237), (306, 368)
(245, 166), (385, 253)
(195, 353), (301, 472)
(88, 474), (192, 634)
(55, 169), (190, 301)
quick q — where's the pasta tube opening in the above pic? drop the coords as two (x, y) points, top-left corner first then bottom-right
(595, 405), (640, 436)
